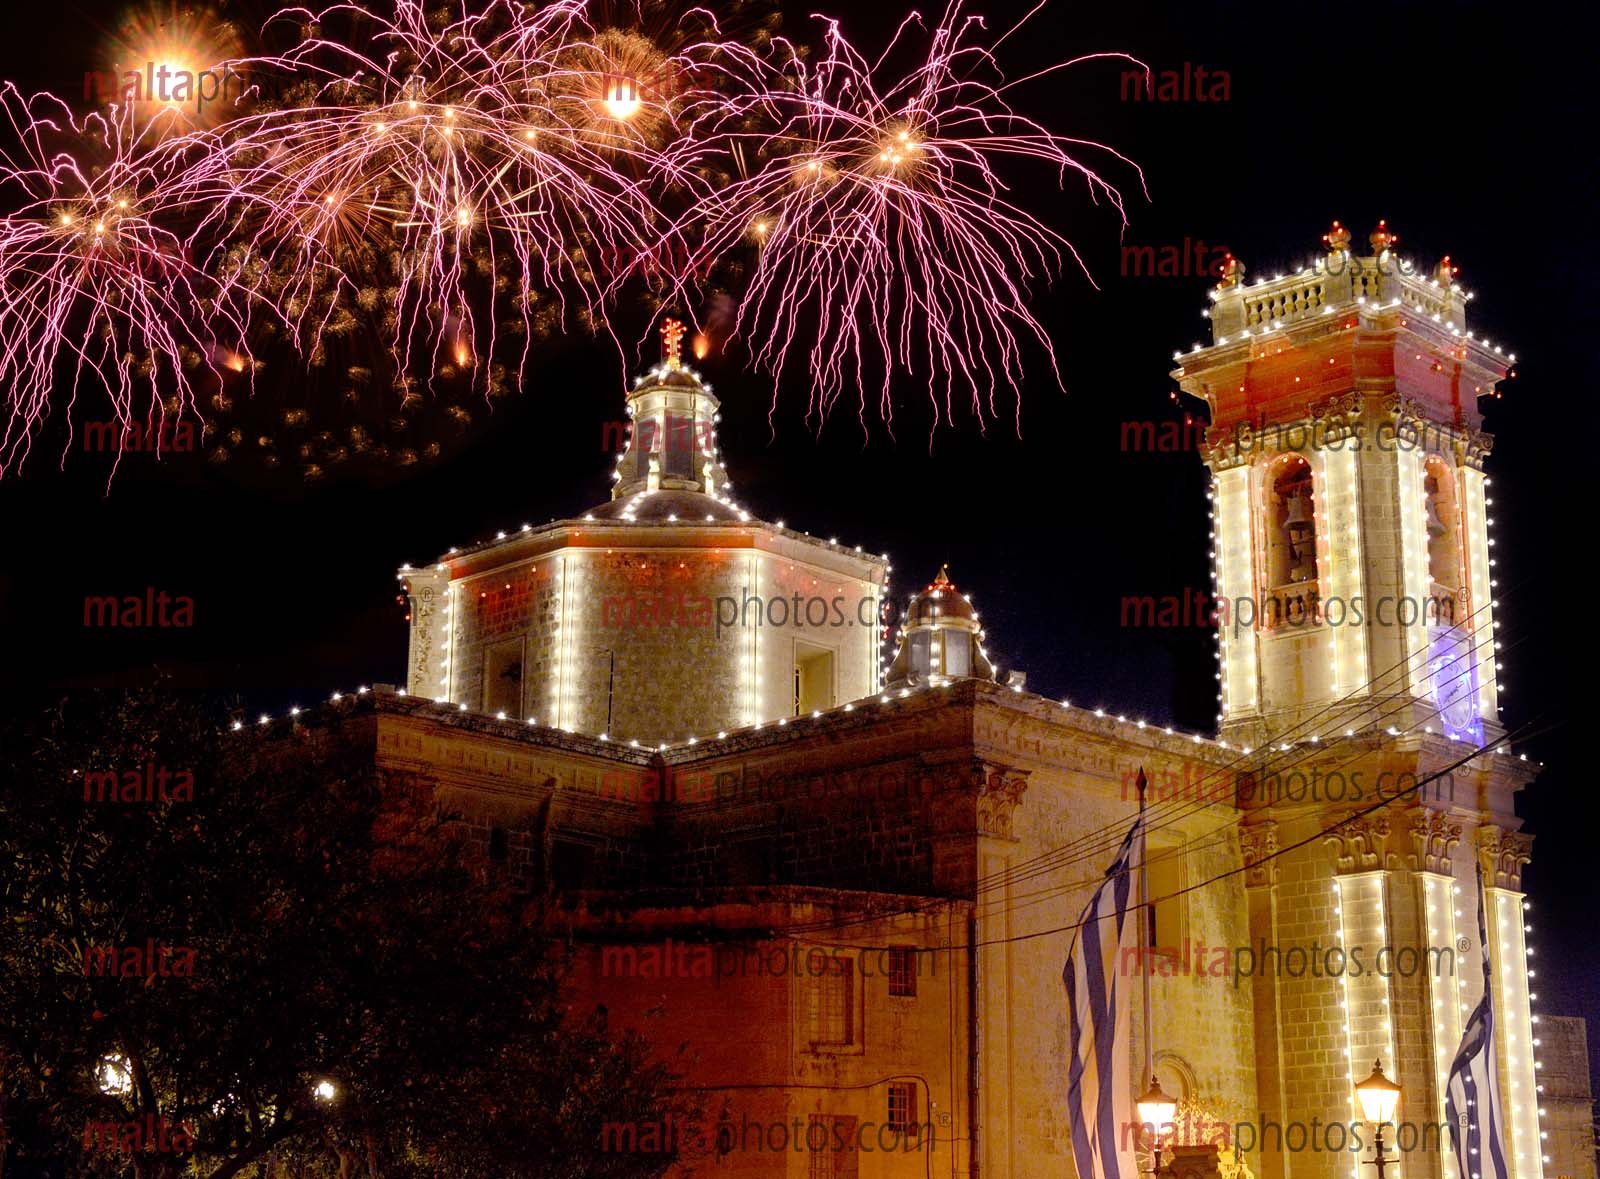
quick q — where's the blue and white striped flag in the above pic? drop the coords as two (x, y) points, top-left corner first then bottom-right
(1445, 863), (1511, 1179)
(1063, 774), (1148, 1179)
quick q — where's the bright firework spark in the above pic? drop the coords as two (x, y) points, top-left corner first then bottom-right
(0, 86), (251, 480)
(83, 2), (249, 135)
(666, 2), (1147, 433)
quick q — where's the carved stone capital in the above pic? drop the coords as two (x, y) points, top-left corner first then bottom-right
(977, 766), (1030, 840)
(1200, 437), (1253, 471)
(1407, 808), (1462, 874)
(1240, 821), (1279, 888)
(1324, 810), (1392, 874)
(1308, 391), (1363, 448)
(927, 759), (1030, 842)
(1312, 389), (1364, 421)
(1475, 825), (1532, 891)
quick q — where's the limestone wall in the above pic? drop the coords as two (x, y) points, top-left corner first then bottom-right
(421, 537), (882, 745)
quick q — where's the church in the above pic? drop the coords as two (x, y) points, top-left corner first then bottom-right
(313, 223), (1543, 1177)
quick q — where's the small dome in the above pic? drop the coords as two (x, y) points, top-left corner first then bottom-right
(885, 566), (998, 690)
(904, 566), (978, 626)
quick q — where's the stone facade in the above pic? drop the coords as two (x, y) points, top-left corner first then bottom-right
(1538, 1017), (1597, 1179)
(350, 228), (1547, 1179)
(402, 520), (885, 744)
(260, 667), (1540, 1179)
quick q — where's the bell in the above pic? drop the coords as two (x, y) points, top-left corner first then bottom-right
(1283, 492), (1312, 530)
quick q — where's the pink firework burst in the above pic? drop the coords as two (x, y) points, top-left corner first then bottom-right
(669, 3), (1146, 433)
(0, 86), (250, 479)
(169, 0), (670, 386)
(0, 0), (1145, 478)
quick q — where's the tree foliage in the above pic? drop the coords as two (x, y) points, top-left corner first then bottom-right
(0, 688), (694, 1178)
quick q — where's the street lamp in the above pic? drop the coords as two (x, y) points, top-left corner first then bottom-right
(1137, 1076), (1179, 1174)
(1355, 1059), (1403, 1179)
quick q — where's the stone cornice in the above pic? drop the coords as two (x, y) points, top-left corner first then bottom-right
(417, 514), (887, 585)
(552, 884), (972, 935)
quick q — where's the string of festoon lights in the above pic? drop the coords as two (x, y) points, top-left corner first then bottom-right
(1527, 898), (1550, 1176)
(1501, 890), (1549, 1179)
(281, 561), (1539, 761)
(223, 667), (1544, 766)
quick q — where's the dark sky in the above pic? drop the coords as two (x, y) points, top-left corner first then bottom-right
(0, 0), (1590, 1076)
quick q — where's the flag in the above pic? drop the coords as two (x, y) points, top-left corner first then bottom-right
(1445, 863), (1511, 1179)
(1063, 772), (1148, 1179)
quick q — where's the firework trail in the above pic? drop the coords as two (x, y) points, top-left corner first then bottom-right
(664, 2), (1147, 432)
(0, 0), (1142, 476)
(169, 0), (676, 386)
(0, 86), (251, 479)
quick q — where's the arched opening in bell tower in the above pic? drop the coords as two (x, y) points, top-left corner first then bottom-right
(1423, 455), (1465, 624)
(1263, 455), (1319, 627)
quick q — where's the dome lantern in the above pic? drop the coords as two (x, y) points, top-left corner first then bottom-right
(884, 565), (999, 690)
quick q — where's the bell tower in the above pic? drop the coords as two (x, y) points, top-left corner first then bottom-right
(1174, 222), (1511, 750)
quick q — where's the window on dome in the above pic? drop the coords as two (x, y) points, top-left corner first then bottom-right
(628, 419), (650, 477)
(795, 643), (835, 714)
(484, 638), (524, 717)
(944, 633), (971, 677)
(908, 631), (930, 676)
(662, 415), (694, 479)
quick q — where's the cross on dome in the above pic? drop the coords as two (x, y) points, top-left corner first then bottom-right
(661, 317), (685, 368)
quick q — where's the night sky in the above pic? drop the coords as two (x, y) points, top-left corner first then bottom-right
(0, 0), (1590, 1080)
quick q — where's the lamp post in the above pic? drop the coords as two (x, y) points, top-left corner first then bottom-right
(1355, 1059), (1403, 1179)
(1137, 1075), (1179, 1177)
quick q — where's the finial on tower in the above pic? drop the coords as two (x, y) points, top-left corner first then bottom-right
(1323, 220), (1352, 254)
(1216, 253), (1244, 289)
(1369, 219), (1399, 255)
(661, 317), (685, 369)
(1436, 255), (1459, 287)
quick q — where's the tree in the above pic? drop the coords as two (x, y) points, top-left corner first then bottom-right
(0, 687), (696, 1178)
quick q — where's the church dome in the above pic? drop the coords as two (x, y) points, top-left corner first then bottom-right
(399, 316), (891, 745)
(581, 489), (747, 524)
(885, 566), (998, 689)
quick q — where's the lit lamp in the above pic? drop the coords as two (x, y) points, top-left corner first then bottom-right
(1354, 1059), (1402, 1179)
(1137, 1075), (1179, 1174)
